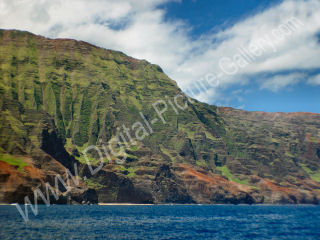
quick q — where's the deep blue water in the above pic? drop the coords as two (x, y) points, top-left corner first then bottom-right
(0, 205), (320, 239)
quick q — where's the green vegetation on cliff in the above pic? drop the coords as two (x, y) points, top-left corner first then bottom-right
(0, 154), (28, 171)
(0, 29), (320, 204)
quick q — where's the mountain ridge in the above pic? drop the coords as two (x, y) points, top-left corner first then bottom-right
(0, 29), (319, 204)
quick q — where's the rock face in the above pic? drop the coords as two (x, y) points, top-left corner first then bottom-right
(0, 29), (319, 204)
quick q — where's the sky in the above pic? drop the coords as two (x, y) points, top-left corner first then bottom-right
(0, 0), (319, 113)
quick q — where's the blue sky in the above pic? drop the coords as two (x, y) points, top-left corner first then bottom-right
(162, 0), (283, 36)
(162, 0), (320, 113)
(0, 0), (319, 113)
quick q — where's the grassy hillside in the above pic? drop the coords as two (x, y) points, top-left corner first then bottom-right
(0, 29), (319, 204)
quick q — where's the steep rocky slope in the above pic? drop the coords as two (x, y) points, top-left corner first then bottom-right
(0, 29), (319, 204)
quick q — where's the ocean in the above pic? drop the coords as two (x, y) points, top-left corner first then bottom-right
(0, 205), (319, 239)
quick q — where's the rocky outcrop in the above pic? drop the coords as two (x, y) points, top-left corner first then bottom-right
(153, 164), (194, 203)
(0, 156), (98, 204)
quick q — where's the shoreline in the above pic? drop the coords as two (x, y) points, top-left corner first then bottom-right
(98, 203), (154, 206)
(1, 203), (319, 206)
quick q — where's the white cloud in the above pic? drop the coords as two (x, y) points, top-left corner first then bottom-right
(260, 73), (305, 92)
(308, 74), (320, 85)
(0, 0), (320, 104)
